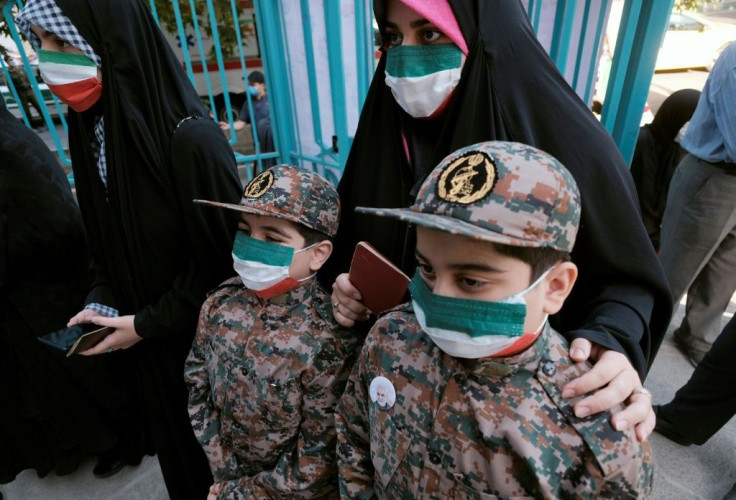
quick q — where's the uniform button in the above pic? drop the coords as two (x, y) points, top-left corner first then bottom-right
(454, 373), (468, 385)
(428, 451), (441, 464)
(541, 360), (556, 376)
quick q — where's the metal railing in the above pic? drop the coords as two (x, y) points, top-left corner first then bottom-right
(1, 0), (678, 178)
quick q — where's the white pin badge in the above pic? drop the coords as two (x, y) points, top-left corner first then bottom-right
(369, 376), (396, 410)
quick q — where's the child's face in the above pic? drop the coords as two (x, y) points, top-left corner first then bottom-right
(238, 213), (315, 281)
(415, 226), (548, 333)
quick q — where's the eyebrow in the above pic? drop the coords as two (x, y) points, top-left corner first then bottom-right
(415, 250), (504, 273)
(262, 225), (292, 238)
(384, 18), (431, 30)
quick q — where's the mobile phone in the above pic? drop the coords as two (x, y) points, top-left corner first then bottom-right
(38, 323), (114, 357)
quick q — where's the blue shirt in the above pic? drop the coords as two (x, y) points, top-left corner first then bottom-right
(239, 94), (270, 126)
(682, 41), (736, 163)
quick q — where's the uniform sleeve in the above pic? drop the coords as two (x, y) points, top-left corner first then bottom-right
(184, 293), (239, 481)
(134, 120), (241, 339)
(336, 335), (376, 499)
(217, 336), (355, 499)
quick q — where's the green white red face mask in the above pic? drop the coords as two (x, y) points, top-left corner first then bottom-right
(38, 49), (102, 112)
(231, 232), (315, 300)
(384, 43), (464, 118)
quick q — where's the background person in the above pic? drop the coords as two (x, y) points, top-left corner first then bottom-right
(220, 70), (275, 171)
(629, 88), (700, 251)
(654, 313), (736, 447)
(658, 41), (736, 367)
(16, 1), (243, 498)
(219, 70), (269, 133)
(323, 0), (670, 439)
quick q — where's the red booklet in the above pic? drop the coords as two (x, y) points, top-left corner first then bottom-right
(348, 242), (411, 314)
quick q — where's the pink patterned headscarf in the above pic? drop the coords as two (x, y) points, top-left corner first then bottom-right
(397, 0), (468, 54)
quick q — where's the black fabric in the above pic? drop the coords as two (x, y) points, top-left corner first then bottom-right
(658, 314), (736, 445)
(48, 1), (243, 498)
(630, 89), (700, 250)
(322, 0), (673, 378)
(0, 100), (141, 481)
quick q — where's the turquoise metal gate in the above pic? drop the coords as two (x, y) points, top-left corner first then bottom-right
(1, 0), (678, 177)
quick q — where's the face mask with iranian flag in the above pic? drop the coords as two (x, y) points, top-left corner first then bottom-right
(38, 49), (102, 112)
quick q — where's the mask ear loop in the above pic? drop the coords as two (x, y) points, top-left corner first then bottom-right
(523, 265), (558, 334)
(293, 242), (320, 283)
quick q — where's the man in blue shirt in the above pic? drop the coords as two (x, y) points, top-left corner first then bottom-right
(220, 70), (270, 131)
(659, 41), (736, 366)
(220, 70), (274, 169)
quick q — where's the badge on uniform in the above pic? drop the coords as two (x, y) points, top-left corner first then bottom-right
(369, 376), (396, 410)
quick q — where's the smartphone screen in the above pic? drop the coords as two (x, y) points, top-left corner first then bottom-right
(38, 323), (109, 353)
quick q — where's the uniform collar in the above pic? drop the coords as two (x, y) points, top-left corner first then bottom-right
(462, 322), (551, 379)
(262, 276), (319, 307)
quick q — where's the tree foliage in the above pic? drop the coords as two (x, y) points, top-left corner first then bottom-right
(675, 0), (716, 11)
(0, 0), (251, 59)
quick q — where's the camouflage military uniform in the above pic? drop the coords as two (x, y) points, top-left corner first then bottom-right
(339, 141), (654, 498)
(186, 276), (357, 499)
(336, 304), (654, 498)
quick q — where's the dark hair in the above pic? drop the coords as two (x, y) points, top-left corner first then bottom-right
(248, 70), (265, 85)
(491, 243), (570, 282)
(295, 224), (332, 247)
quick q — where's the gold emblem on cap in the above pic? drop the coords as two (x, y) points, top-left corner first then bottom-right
(243, 170), (274, 199)
(437, 152), (495, 204)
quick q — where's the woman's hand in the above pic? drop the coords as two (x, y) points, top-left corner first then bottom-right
(331, 273), (371, 327)
(207, 482), (222, 500)
(563, 338), (655, 442)
(67, 308), (101, 326)
(79, 315), (143, 355)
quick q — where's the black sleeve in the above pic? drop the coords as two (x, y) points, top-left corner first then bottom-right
(134, 119), (242, 339)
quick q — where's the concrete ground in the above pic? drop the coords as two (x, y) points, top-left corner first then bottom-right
(2, 295), (735, 500)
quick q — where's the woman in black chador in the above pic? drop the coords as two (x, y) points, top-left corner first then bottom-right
(629, 88), (700, 251)
(16, 1), (243, 498)
(0, 98), (139, 481)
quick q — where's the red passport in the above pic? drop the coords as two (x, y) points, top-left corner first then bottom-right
(348, 242), (411, 314)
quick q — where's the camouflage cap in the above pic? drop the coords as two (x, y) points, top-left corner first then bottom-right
(195, 165), (340, 237)
(357, 141), (580, 252)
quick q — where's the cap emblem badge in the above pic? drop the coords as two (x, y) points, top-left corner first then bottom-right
(437, 152), (495, 204)
(243, 170), (274, 199)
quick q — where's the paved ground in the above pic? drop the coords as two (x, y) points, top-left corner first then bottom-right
(2, 295), (735, 500)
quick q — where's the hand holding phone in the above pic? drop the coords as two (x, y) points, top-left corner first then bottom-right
(38, 323), (115, 357)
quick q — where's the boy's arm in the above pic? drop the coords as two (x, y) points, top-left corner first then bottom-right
(336, 341), (375, 499)
(184, 296), (238, 481)
(216, 337), (356, 499)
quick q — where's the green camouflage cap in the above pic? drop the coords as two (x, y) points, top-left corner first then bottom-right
(357, 141), (580, 252)
(195, 165), (340, 237)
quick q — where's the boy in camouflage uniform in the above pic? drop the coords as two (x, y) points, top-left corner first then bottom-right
(336, 141), (653, 498)
(185, 165), (358, 499)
